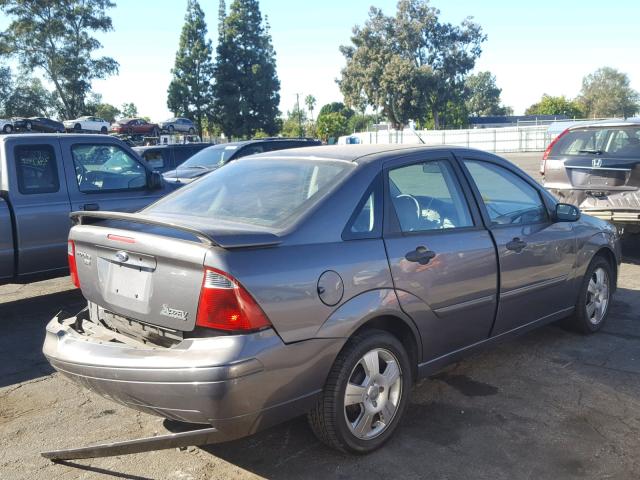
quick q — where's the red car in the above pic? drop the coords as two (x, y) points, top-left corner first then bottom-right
(110, 118), (160, 137)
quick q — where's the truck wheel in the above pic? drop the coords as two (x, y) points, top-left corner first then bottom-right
(308, 329), (411, 453)
(567, 256), (613, 334)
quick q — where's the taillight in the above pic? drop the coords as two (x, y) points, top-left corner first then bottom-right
(68, 240), (80, 288)
(196, 268), (271, 332)
(541, 128), (570, 174)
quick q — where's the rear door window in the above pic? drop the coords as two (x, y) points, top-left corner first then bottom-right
(71, 144), (147, 192)
(14, 144), (60, 194)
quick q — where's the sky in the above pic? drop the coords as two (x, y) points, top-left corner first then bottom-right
(3, 0), (640, 121)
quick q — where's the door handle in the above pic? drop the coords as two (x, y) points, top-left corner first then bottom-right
(405, 246), (436, 265)
(506, 237), (527, 252)
(83, 203), (100, 211)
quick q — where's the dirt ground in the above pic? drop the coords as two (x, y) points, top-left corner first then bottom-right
(1, 152), (639, 479)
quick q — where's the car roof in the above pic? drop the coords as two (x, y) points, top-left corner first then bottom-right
(243, 144), (465, 164)
(568, 117), (640, 129)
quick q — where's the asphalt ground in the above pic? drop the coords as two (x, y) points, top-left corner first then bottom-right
(1, 152), (639, 479)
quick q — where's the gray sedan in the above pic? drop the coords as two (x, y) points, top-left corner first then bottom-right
(159, 117), (196, 135)
(44, 145), (620, 453)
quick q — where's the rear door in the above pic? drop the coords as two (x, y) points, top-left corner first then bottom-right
(60, 137), (168, 213)
(6, 137), (72, 275)
(460, 154), (577, 336)
(383, 151), (498, 361)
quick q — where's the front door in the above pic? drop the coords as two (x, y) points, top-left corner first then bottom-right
(461, 156), (577, 336)
(383, 152), (498, 362)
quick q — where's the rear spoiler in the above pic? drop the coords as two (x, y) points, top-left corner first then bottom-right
(70, 211), (217, 246)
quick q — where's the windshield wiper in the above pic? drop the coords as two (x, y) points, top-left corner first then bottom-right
(578, 149), (604, 155)
(183, 165), (211, 170)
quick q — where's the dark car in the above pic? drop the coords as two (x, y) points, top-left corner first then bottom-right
(541, 119), (640, 233)
(12, 117), (65, 133)
(44, 145), (619, 456)
(110, 118), (160, 137)
(159, 117), (196, 135)
(133, 143), (211, 173)
(162, 137), (322, 184)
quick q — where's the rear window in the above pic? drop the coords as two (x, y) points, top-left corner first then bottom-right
(145, 158), (353, 228)
(552, 127), (640, 157)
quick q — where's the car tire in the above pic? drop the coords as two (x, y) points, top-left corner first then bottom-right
(308, 329), (412, 453)
(567, 255), (613, 334)
(168, 125), (175, 134)
(3, 124), (12, 134)
(74, 123), (81, 131)
(188, 127), (195, 135)
(25, 121), (32, 130)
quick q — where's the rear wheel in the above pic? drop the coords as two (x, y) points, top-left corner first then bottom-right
(167, 125), (175, 134)
(3, 124), (12, 134)
(188, 127), (195, 135)
(100, 126), (108, 134)
(74, 123), (81, 131)
(25, 120), (32, 130)
(308, 330), (411, 453)
(567, 256), (613, 333)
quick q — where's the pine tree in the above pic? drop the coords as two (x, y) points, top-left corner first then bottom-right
(212, 0), (280, 138)
(167, 0), (215, 136)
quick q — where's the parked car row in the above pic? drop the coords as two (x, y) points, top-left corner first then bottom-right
(0, 116), (200, 137)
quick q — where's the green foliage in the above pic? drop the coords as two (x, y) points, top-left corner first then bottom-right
(213, 0), (281, 138)
(2, 76), (54, 117)
(318, 102), (354, 119)
(339, 0), (485, 129)
(465, 71), (508, 117)
(93, 104), (120, 123)
(347, 113), (377, 133)
(578, 67), (640, 119)
(252, 129), (270, 139)
(305, 95), (317, 120)
(525, 94), (584, 118)
(167, 0), (215, 137)
(281, 102), (307, 137)
(120, 103), (138, 118)
(316, 111), (348, 143)
(0, 0), (119, 119)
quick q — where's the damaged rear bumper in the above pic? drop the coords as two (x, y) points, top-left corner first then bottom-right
(43, 311), (342, 441)
(547, 186), (640, 226)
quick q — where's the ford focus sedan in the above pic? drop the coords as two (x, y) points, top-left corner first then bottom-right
(44, 145), (620, 453)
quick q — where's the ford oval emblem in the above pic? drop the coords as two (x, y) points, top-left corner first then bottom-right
(115, 251), (129, 263)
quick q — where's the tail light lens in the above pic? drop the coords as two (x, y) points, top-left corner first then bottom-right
(68, 240), (80, 288)
(541, 128), (570, 175)
(196, 268), (271, 332)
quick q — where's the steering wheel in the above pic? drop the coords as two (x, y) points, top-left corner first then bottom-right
(396, 194), (420, 218)
(75, 163), (87, 185)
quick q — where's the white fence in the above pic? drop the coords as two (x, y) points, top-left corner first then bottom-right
(345, 125), (556, 153)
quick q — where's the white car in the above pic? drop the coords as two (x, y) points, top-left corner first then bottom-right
(0, 119), (14, 134)
(63, 116), (110, 133)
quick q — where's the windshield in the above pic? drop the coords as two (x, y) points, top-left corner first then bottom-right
(179, 144), (240, 169)
(146, 158), (354, 228)
(552, 126), (640, 157)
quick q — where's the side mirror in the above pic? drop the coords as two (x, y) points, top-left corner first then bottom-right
(148, 171), (163, 190)
(555, 203), (580, 222)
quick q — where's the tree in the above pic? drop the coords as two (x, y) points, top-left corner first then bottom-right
(120, 103), (138, 118)
(305, 95), (317, 121)
(525, 94), (584, 118)
(167, 0), (215, 137)
(2, 76), (54, 117)
(213, 0), (280, 137)
(339, 0), (485, 129)
(0, 0), (118, 119)
(318, 102), (354, 119)
(281, 101), (307, 137)
(578, 67), (639, 119)
(465, 71), (507, 117)
(316, 112), (348, 143)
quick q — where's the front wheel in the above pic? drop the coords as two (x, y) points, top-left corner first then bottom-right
(567, 256), (613, 333)
(308, 329), (411, 453)
(100, 126), (108, 134)
(3, 124), (12, 134)
(188, 127), (195, 135)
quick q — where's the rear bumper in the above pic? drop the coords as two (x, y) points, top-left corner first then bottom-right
(548, 186), (640, 225)
(43, 312), (342, 441)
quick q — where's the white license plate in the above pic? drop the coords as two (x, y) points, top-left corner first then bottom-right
(109, 264), (151, 302)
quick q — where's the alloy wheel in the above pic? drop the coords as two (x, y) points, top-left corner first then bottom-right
(344, 348), (402, 440)
(586, 267), (610, 325)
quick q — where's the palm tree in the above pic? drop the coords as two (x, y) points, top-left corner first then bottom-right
(305, 95), (317, 122)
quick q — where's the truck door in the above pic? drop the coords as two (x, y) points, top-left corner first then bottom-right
(6, 137), (72, 275)
(59, 137), (168, 214)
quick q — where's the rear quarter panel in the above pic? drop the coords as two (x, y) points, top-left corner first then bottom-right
(0, 198), (14, 279)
